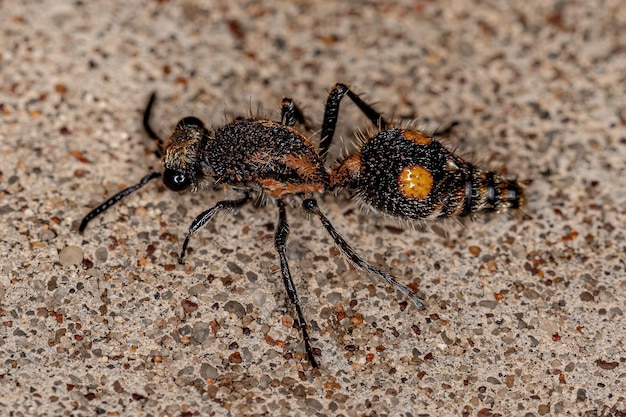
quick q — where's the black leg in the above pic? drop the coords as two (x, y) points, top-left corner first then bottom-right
(274, 198), (319, 368)
(143, 92), (164, 156)
(302, 198), (425, 310)
(280, 97), (306, 127)
(178, 194), (251, 264)
(319, 83), (389, 162)
(79, 172), (162, 232)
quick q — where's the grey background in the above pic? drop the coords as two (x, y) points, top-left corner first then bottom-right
(1, 0), (625, 415)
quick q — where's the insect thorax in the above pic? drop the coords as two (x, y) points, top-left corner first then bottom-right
(206, 119), (329, 197)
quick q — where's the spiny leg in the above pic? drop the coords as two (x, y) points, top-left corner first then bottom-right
(178, 194), (251, 264)
(319, 83), (389, 162)
(280, 98), (306, 127)
(302, 198), (425, 310)
(79, 171), (162, 232)
(274, 198), (318, 368)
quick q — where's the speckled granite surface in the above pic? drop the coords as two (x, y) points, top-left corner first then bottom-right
(1, 1), (625, 416)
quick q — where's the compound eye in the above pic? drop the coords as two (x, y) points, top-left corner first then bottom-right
(177, 117), (205, 130)
(163, 169), (191, 192)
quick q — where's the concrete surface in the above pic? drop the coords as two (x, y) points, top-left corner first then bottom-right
(1, 0), (625, 416)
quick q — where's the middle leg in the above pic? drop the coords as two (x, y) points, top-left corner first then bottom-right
(274, 198), (319, 368)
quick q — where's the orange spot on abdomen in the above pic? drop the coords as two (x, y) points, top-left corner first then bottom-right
(399, 165), (434, 200)
(402, 130), (432, 145)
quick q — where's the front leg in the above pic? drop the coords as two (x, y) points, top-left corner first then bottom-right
(178, 194), (251, 264)
(274, 198), (319, 368)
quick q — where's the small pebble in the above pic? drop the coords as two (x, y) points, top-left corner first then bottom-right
(38, 228), (57, 241)
(95, 247), (108, 262)
(223, 300), (246, 318)
(246, 271), (258, 282)
(54, 287), (68, 300)
(59, 246), (84, 266)
(478, 300), (498, 309)
(188, 283), (206, 296)
(305, 398), (323, 411)
(292, 384), (306, 398)
(252, 292), (266, 308)
(226, 261), (243, 275)
(200, 363), (218, 379)
(182, 299), (199, 314)
(468, 245), (481, 256)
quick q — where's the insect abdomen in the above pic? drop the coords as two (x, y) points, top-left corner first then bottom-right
(464, 169), (525, 215)
(331, 128), (525, 219)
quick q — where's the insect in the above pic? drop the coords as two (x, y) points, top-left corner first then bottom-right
(79, 83), (525, 368)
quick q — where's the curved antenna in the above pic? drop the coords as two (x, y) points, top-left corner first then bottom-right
(143, 92), (164, 157)
(79, 172), (162, 232)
